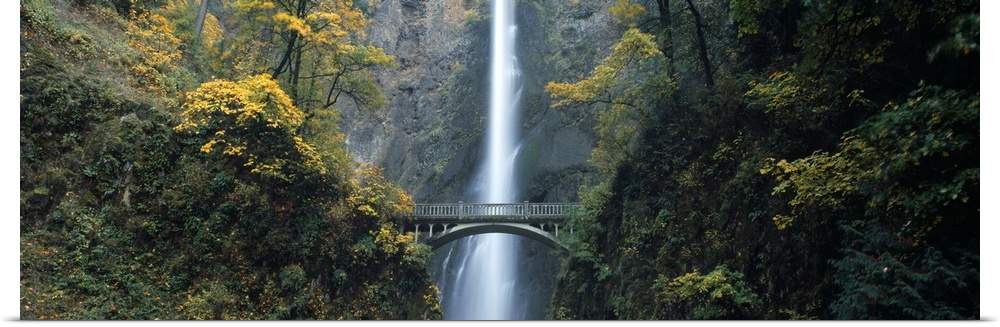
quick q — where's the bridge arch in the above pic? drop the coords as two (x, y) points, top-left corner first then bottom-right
(424, 223), (566, 251)
(404, 202), (579, 252)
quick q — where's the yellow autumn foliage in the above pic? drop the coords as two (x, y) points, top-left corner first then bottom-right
(610, 0), (647, 27)
(201, 13), (223, 49)
(347, 163), (414, 219)
(224, 0), (392, 116)
(656, 266), (759, 319)
(175, 74), (326, 179)
(546, 28), (671, 175)
(125, 10), (182, 94)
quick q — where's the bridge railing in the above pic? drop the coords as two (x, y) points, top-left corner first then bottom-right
(409, 202), (580, 220)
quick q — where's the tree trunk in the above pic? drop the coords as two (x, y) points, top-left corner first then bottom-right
(655, 0), (674, 69)
(655, 0), (682, 106)
(272, 32), (298, 77)
(274, 0), (309, 98)
(194, 0), (210, 38)
(291, 47), (303, 107)
(685, 0), (714, 89)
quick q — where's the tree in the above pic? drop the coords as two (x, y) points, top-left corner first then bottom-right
(609, 0), (731, 91)
(829, 220), (978, 319)
(761, 84), (978, 242)
(683, 0), (713, 88)
(655, 265), (760, 319)
(225, 0), (393, 122)
(548, 0), (978, 320)
(174, 74), (328, 184)
(546, 28), (673, 176)
(20, 0), (443, 320)
(194, 0), (210, 38)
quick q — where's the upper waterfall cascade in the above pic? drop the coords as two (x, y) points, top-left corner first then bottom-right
(434, 0), (531, 320)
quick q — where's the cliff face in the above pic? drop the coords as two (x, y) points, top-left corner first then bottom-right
(341, 0), (616, 202)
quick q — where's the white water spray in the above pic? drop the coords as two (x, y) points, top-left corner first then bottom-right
(436, 0), (525, 320)
(485, 0), (522, 204)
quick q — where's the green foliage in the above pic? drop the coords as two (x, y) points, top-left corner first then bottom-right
(125, 9), (183, 95)
(830, 221), (978, 319)
(549, 182), (611, 320)
(794, 0), (925, 72)
(929, 13), (979, 62)
(222, 0), (393, 114)
(609, 0), (646, 28)
(729, 0), (791, 38)
(762, 85), (978, 235)
(174, 74), (329, 183)
(744, 71), (831, 131)
(762, 84), (980, 319)
(547, 0), (978, 321)
(22, 0), (194, 103)
(655, 265), (760, 319)
(21, 0), (441, 320)
(22, 0), (981, 320)
(547, 28), (673, 176)
(71, 0), (144, 16)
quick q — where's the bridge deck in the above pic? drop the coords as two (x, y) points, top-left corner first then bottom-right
(402, 202), (580, 250)
(408, 202), (579, 221)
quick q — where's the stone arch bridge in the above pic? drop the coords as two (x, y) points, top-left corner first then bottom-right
(402, 202), (580, 251)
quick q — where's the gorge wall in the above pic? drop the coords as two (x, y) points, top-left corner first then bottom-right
(340, 0), (617, 202)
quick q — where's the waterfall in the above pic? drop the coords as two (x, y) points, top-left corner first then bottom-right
(485, 0), (522, 206)
(434, 0), (527, 320)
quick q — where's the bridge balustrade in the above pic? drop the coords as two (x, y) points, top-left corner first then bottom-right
(410, 202), (579, 220)
(404, 202), (580, 250)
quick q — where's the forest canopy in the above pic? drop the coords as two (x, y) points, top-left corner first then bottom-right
(547, 0), (979, 320)
(17, 0), (982, 320)
(20, 0), (439, 319)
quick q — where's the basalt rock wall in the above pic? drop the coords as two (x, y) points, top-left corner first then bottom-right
(341, 0), (617, 203)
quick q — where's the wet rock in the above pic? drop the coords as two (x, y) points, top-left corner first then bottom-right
(342, 0), (615, 203)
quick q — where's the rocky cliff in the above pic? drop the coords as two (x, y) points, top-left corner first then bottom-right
(341, 0), (617, 202)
